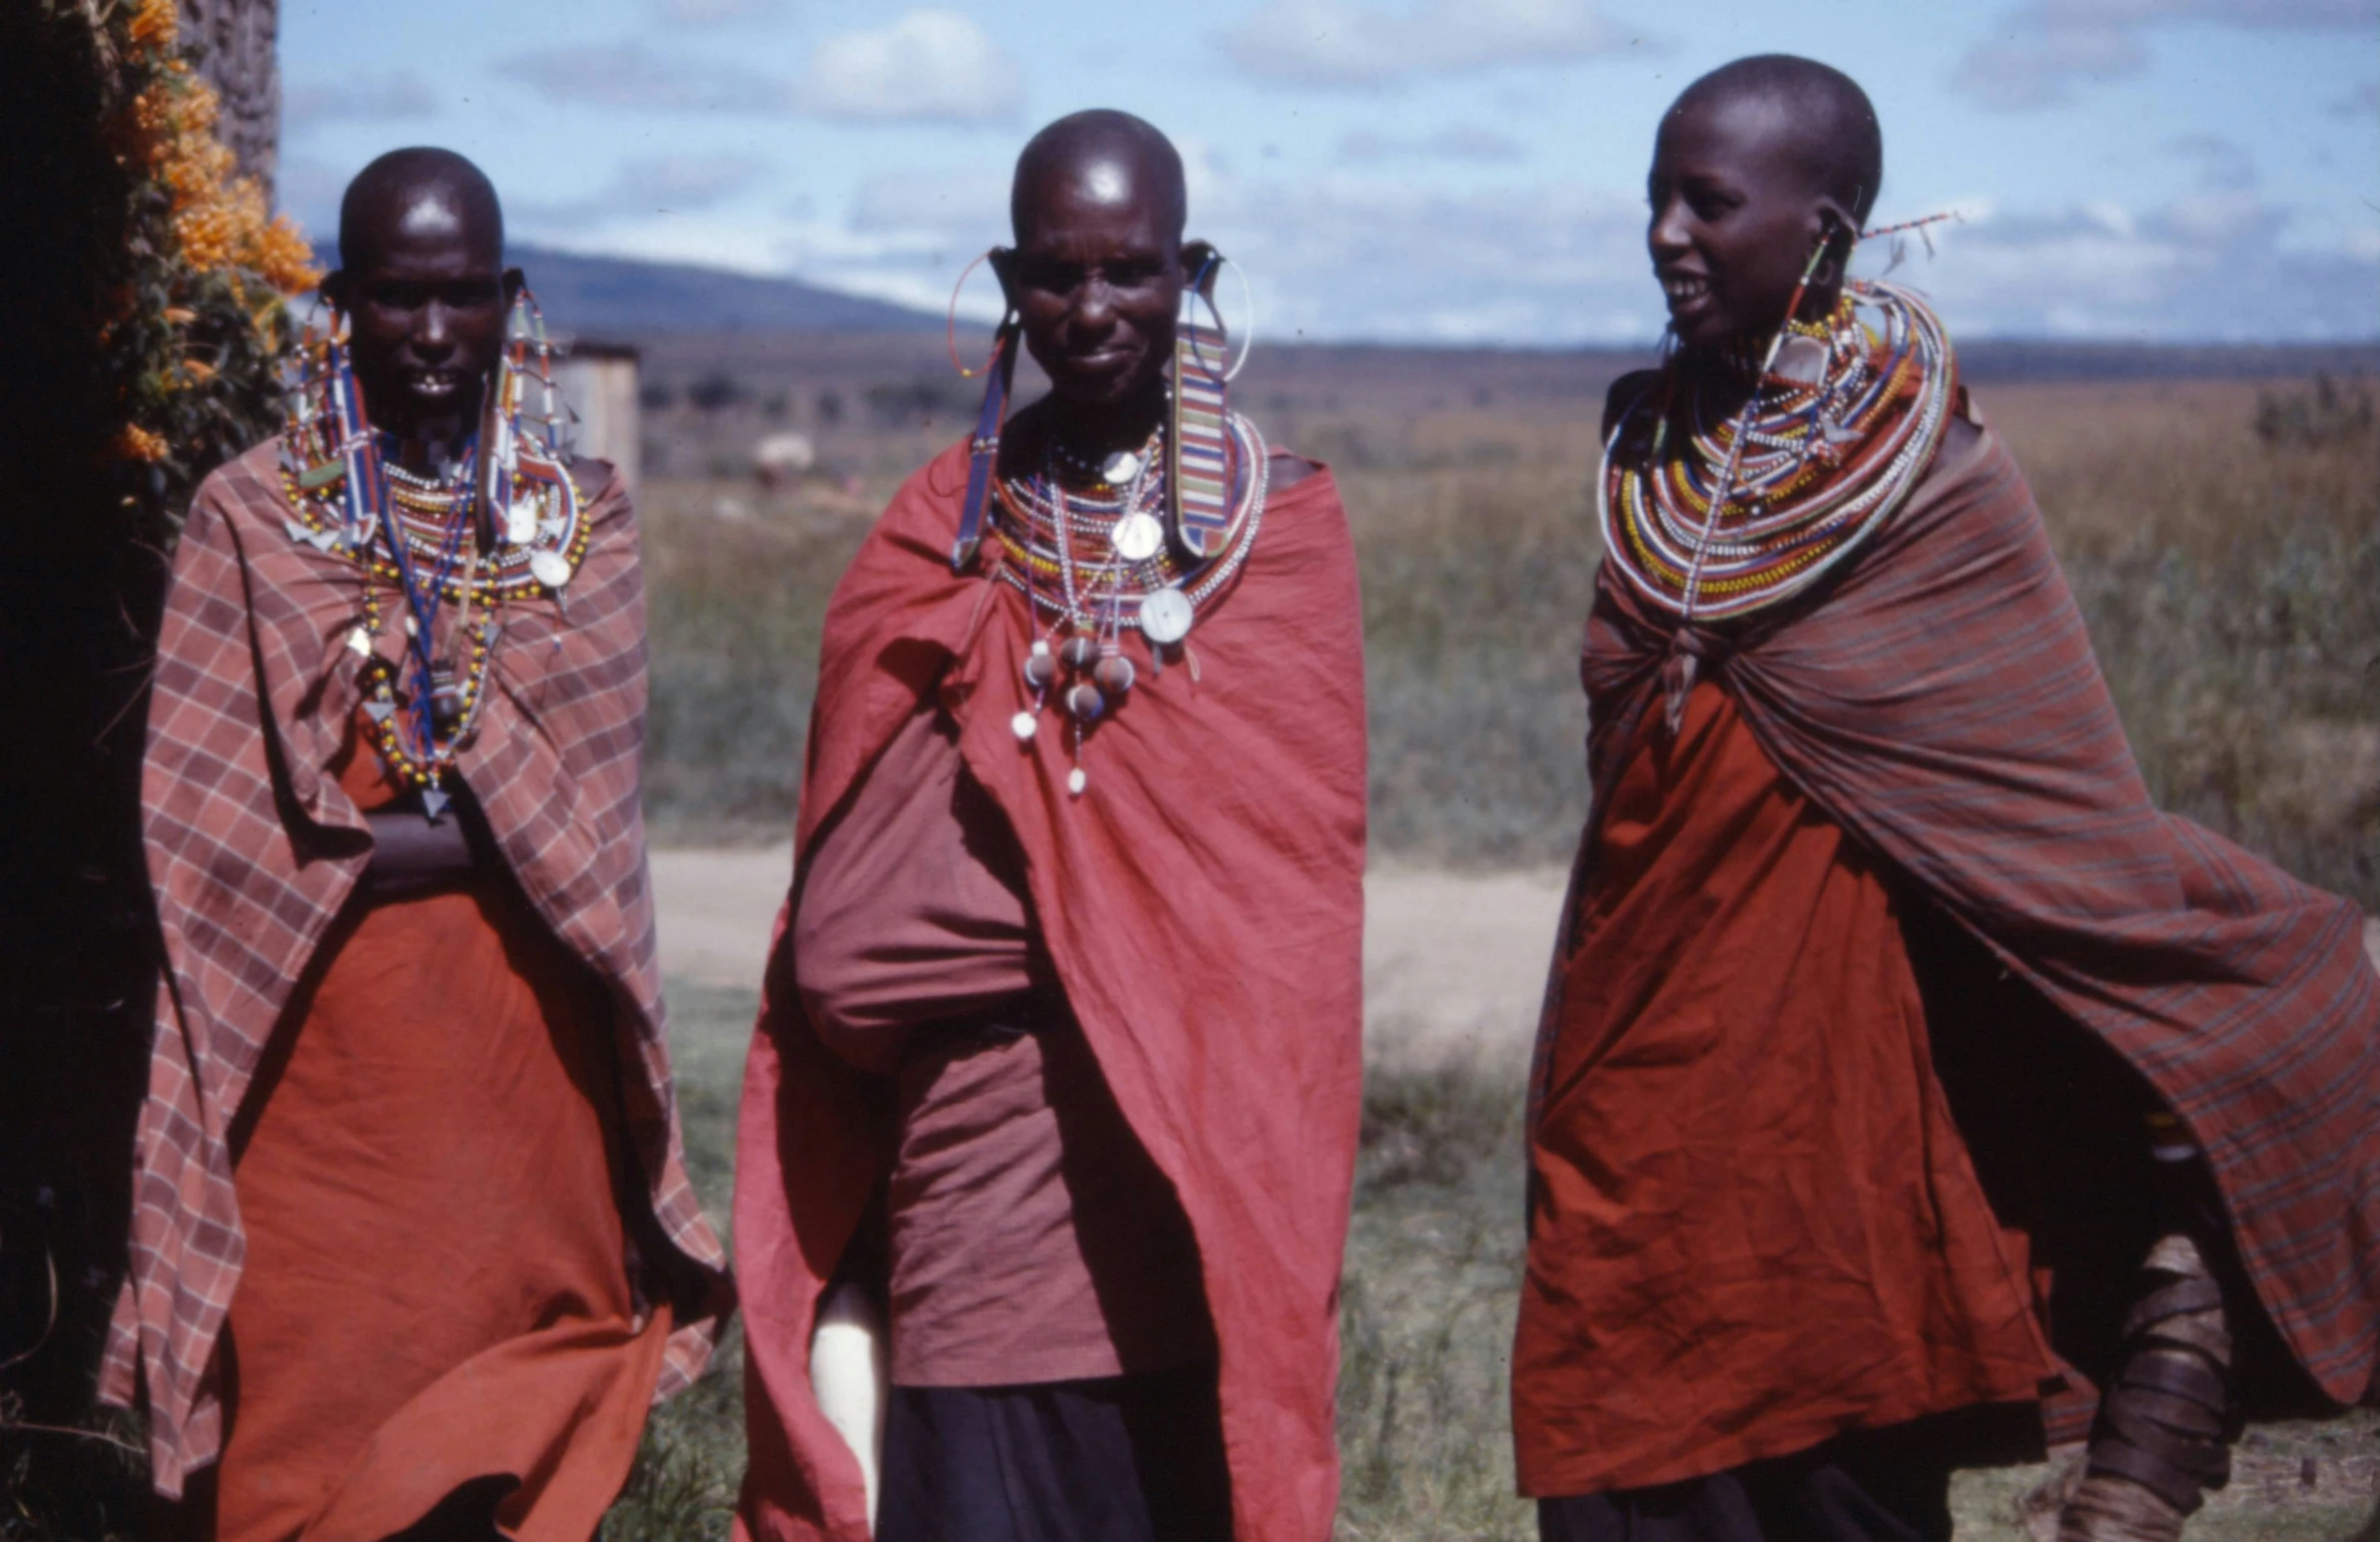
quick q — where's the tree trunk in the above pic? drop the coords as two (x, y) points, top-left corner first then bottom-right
(178, 0), (279, 200)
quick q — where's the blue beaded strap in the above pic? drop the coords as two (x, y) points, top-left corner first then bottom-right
(953, 320), (1020, 574)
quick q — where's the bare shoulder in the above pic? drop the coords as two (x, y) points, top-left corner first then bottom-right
(1602, 369), (1660, 442)
(1268, 447), (1323, 491)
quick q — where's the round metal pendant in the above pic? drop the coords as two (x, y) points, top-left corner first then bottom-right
(1138, 585), (1194, 646)
(1110, 511), (1163, 563)
(1100, 449), (1143, 485)
(529, 549), (573, 590)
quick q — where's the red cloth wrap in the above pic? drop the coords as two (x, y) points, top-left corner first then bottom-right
(109, 440), (730, 1496)
(1537, 421), (2380, 1409)
(734, 442), (1367, 1542)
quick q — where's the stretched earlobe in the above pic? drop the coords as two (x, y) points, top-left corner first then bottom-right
(1182, 241), (1221, 299)
(502, 266), (528, 305)
(986, 247), (1019, 312)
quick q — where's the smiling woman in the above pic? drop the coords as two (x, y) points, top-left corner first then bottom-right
(736, 107), (1366, 1542)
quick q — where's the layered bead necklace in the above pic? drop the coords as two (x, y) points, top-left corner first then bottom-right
(1600, 278), (1955, 627)
(990, 411), (1269, 795)
(279, 297), (583, 818)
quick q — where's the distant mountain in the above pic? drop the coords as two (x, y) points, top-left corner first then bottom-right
(511, 245), (940, 338)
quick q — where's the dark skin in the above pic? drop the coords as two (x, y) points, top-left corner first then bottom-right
(1606, 87), (1976, 462)
(989, 124), (1315, 490)
(321, 158), (523, 886)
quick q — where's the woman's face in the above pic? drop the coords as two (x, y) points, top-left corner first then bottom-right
(1646, 92), (1838, 349)
(1003, 156), (1189, 420)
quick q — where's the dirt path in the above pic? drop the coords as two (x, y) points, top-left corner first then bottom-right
(654, 848), (2380, 1068)
(650, 848), (1570, 1065)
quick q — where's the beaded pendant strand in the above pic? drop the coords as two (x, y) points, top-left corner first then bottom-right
(991, 411), (1269, 795)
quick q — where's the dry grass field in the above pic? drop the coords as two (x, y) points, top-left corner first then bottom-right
(640, 358), (2379, 900)
(608, 356), (2380, 1540)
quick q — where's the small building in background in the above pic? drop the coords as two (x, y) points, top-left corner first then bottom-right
(553, 339), (641, 489)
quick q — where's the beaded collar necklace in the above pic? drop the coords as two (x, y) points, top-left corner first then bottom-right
(1599, 278), (1955, 628)
(989, 410), (1269, 795)
(278, 295), (584, 818)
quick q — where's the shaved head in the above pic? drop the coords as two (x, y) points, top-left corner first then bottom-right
(1671, 55), (1882, 227)
(338, 147), (505, 273)
(326, 148), (517, 448)
(1010, 109), (1187, 248)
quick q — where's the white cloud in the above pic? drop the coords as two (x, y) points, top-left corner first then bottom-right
(1888, 189), (2375, 340)
(1955, 0), (2375, 110)
(513, 154), (772, 229)
(2165, 133), (2258, 190)
(1339, 123), (1525, 162)
(787, 132), (2374, 344)
(655, 0), (785, 21)
(1220, 0), (1632, 87)
(285, 72), (437, 130)
(799, 10), (1024, 125)
(502, 45), (785, 113)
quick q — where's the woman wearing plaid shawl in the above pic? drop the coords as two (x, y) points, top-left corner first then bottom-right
(107, 149), (730, 1541)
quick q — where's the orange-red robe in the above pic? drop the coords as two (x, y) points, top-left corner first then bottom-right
(1512, 682), (2058, 1496)
(735, 440), (1367, 1542)
(203, 733), (672, 1541)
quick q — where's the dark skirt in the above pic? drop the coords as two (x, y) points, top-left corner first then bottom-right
(1535, 1417), (1983, 1542)
(877, 1364), (1231, 1542)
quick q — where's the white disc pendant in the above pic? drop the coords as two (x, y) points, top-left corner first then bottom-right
(529, 549), (573, 590)
(1100, 449), (1142, 485)
(504, 498), (538, 546)
(1067, 767), (1087, 796)
(1138, 585), (1194, 646)
(1110, 511), (1163, 563)
(1011, 711), (1038, 742)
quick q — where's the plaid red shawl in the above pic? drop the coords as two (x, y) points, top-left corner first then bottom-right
(734, 441), (1367, 1542)
(101, 439), (731, 1496)
(1545, 415), (2380, 1406)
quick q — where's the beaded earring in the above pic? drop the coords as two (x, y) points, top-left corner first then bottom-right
(948, 249), (1020, 574)
(1166, 251), (1235, 563)
(476, 284), (573, 559)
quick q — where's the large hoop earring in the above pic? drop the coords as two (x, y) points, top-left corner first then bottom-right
(1211, 255), (1257, 382)
(946, 249), (1014, 378)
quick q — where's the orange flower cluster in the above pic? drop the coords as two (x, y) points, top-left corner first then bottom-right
(101, 0), (321, 463)
(116, 8), (319, 293)
(113, 423), (171, 463)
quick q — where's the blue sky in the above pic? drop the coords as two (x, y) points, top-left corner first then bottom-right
(280, 0), (2380, 344)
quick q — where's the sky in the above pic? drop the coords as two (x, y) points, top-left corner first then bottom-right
(280, 0), (2380, 346)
